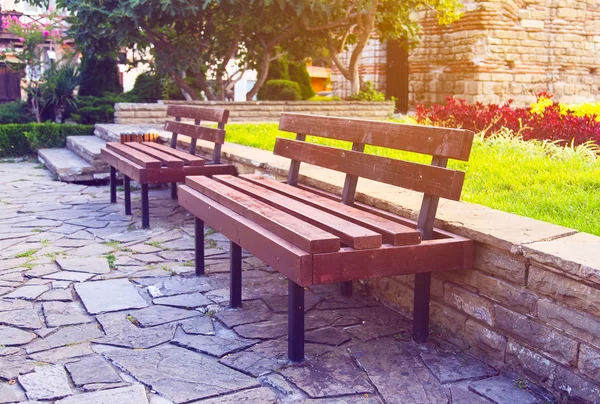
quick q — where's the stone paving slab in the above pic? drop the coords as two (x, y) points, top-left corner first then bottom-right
(0, 161), (558, 404)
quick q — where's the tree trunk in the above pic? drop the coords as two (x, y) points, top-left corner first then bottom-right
(246, 47), (273, 101)
(173, 75), (202, 100)
(54, 104), (64, 123)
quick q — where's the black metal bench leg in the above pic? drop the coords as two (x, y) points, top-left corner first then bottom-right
(413, 272), (431, 342)
(141, 183), (150, 229)
(288, 280), (305, 362)
(341, 281), (353, 297)
(195, 218), (204, 276)
(230, 241), (242, 308)
(171, 182), (178, 199)
(109, 166), (117, 203)
(124, 176), (131, 215)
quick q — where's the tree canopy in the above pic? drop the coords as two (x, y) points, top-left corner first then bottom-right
(27, 0), (463, 99)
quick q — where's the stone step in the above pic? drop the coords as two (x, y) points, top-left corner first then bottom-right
(94, 123), (165, 143)
(38, 148), (110, 183)
(66, 136), (108, 170)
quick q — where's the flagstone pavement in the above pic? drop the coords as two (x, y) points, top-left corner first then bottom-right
(0, 160), (555, 403)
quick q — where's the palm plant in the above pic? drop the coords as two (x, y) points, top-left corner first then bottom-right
(44, 64), (80, 123)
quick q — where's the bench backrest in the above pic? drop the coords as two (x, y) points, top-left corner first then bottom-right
(276, 113), (474, 239)
(164, 105), (230, 164)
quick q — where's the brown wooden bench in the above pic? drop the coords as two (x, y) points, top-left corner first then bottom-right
(178, 113), (475, 361)
(100, 105), (236, 228)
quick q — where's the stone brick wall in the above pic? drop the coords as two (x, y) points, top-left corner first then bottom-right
(113, 101), (394, 124)
(410, 0), (600, 106)
(151, 134), (600, 403)
(330, 39), (387, 99)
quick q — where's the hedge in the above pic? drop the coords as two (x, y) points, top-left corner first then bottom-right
(257, 80), (302, 101)
(0, 123), (94, 157)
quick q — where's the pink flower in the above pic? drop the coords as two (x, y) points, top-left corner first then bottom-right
(43, 30), (50, 37)
(18, 37), (24, 42)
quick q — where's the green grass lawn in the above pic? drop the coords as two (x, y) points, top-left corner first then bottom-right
(225, 123), (600, 236)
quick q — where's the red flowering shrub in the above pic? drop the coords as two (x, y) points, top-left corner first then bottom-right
(415, 95), (600, 146)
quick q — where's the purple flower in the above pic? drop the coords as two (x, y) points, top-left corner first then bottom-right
(43, 30), (50, 37)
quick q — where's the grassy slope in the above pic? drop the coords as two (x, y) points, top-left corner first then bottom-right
(225, 123), (600, 236)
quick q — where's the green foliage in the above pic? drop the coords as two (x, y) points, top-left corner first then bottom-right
(266, 56), (289, 81)
(0, 123), (94, 157)
(79, 55), (123, 97)
(308, 95), (341, 102)
(44, 64), (80, 123)
(257, 80), (301, 101)
(130, 72), (163, 103)
(223, 122), (600, 236)
(348, 82), (386, 101)
(70, 93), (135, 125)
(0, 102), (35, 124)
(288, 62), (315, 100)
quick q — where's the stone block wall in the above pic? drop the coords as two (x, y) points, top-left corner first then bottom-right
(113, 101), (394, 124)
(410, 0), (600, 106)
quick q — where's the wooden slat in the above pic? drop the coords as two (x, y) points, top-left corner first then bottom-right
(142, 142), (206, 166)
(100, 148), (146, 183)
(241, 174), (421, 246)
(125, 142), (184, 168)
(274, 138), (465, 201)
(178, 185), (313, 286)
(186, 176), (340, 253)
(211, 175), (382, 250)
(312, 238), (474, 284)
(167, 105), (229, 124)
(164, 120), (225, 144)
(144, 164), (237, 184)
(106, 143), (162, 169)
(279, 113), (474, 161)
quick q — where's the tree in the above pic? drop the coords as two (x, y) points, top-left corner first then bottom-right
(313, 0), (464, 95)
(0, 12), (66, 122)
(78, 55), (122, 97)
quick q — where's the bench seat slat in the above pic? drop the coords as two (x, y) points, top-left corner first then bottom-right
(241, 174), (421, 246)
(124, 142), (184, 168)
(313, 238), (473, 284)
(164, 120), (226, 144)
(106, 143), (162, 169)
(141, 142), (206, 166)
(274, 138), (465, 201)
(211, 175), (382, 250)
(100, 148), (146, 183)
(178, 185), (312, 286)
(186, 176), (340, 253)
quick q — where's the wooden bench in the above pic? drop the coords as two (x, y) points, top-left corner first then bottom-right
(100, 105), (236, 228)
(178, 113), (475, 361)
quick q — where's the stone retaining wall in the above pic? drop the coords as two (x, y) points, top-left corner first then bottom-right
(156, 133), (599, 403)
(113, 101), (395, 124)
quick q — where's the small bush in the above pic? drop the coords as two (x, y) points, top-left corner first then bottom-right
(348, 81), (386, 101)
(266, 57), (290, 81)
(130, 73), (163, 103)
(288, 62), (315, 100)
(78, 55), (123, 97)
(0, 101), (35, 124)
(257, 80), (301, 101)
(416, 94), (600, 146)
(0, 123), (94, 157)
(70, 93), (135, 125)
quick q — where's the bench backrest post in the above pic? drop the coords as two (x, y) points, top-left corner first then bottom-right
(341, 142), (365, 205)
(416, 156), (448, 240)
(188, 119), (200, 155)
(170, 116), (181, 148)
(287, 133), (306, 186)
(213, 122), (225, 164)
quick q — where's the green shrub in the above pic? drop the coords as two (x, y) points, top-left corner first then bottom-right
(0, 123), (94, 157)
(288, 62), (315, 100)
(70, 93), (136, 125)
(257, 80), (301, 101)
(266, 56), (289, 81)
(348, 81), (386, 101)
(0, 101), (35, 124)
(130, 73), (163, 103)
(79, 56), (123, 97)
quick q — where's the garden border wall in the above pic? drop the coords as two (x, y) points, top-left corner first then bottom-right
(169, 133), (600, 403)
(113, 101), (395, 124)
